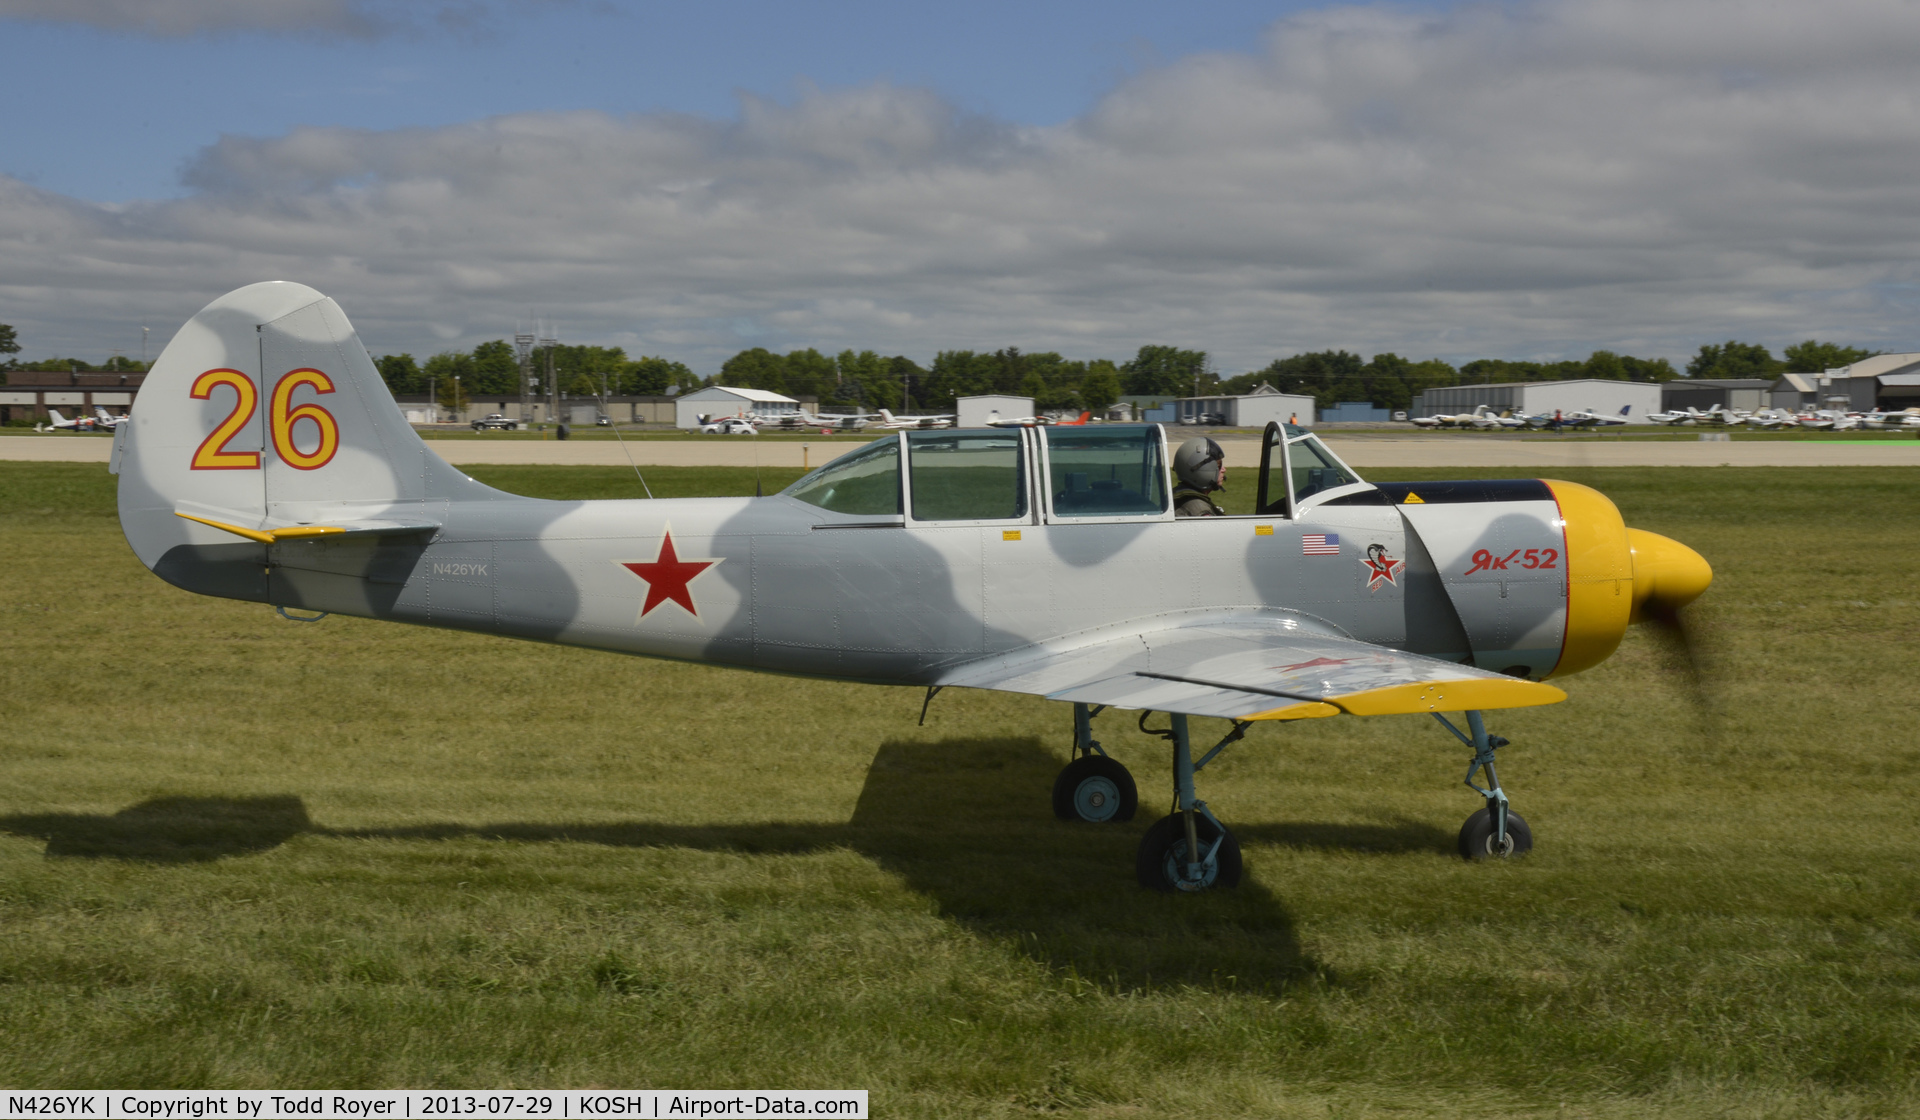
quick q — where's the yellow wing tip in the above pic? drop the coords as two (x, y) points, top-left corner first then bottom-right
(1334, 677), (1567, 716)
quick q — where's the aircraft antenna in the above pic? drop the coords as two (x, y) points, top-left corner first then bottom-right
(603, 399), (654, 500)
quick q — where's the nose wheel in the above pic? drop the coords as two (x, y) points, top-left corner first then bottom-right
(1459, 806), (1532, 859)
(1434, 711), (1534, 861)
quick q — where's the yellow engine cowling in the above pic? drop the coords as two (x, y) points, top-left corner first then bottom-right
(1541, 480), (1712, 679)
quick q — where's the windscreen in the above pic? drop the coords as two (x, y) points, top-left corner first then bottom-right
(1289, 434), (1360, 501)
(783, 436), (901, 516)
(1045, 426), (1167, 516)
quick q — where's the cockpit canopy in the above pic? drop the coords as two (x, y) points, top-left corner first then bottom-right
(783, 423), (1369, 520)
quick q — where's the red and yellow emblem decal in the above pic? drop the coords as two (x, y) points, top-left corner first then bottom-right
(1360, 543), (1405, 590)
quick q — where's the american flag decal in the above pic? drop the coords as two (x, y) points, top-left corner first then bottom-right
(1302, 533), (1340, 555)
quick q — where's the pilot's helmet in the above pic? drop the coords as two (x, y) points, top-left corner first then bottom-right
(1173, 437), (1226, 492)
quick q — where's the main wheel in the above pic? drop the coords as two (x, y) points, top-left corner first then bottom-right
(1136, 812), (1242, 892)
(1458, 807), (1533, 860)
(1051, 755), (1137, 823)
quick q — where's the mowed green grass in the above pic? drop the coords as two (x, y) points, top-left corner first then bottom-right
(1, 462), (1916, 1116)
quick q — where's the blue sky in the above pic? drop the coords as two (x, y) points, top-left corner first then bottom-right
(4, 0), (1918, 373)
(7, 1), (1352, 203)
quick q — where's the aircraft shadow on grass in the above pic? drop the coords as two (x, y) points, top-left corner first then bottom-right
(0, 738), (1452, 992)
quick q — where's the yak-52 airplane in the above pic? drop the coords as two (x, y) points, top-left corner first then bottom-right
(115, 283), (1713, 892)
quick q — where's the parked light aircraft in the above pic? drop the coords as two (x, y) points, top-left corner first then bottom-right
(811, 410), (877, 431)
(92, 406), (130, 430)
(1863, 407), (1920, 430)
(34, 407), (109, 433)
(115, 283), (1713, 891)
(748, 410), (876, 432)
(1734, 408), (1793, 429)
(1563, 405), (1631, 428)
(988, 410), (1093, 428)
(876, 408), (955, 430)
(1410, 405), (1500, 430)
(1647, 405), (1728, 426)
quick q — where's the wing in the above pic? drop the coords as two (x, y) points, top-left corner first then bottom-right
(941, 614), (1565, 721)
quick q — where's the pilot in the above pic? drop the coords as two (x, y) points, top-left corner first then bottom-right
(1172, 437), (1226, 517)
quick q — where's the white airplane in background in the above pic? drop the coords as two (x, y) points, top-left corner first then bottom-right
(1410, 405), (1501, 430)
(1737, 409), (1795, 429)
(1565, 405), (1631, 427)
(93, 406), (130, 430)
(1862, 407), (1920, 430)
(748, 412), (818, 431)
(875, 408), (955, 430)
(33, 408), (102, 433)
(813, 410), (876, 431)
(1647, 405), (1729, 426)
(987, 410), (1093, 428)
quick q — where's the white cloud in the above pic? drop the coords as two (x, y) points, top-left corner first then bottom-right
(8, 0), (1920, 372)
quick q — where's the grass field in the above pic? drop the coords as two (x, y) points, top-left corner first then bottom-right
(1, 462), (1916, 1116)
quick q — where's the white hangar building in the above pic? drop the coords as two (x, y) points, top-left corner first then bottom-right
(1413, 379), (1663, 423)
(956, 394), (1034, 428)
(674, 385), (800, 429)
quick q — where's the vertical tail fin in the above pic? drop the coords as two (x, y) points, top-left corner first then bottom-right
(118, 281), (492, 597)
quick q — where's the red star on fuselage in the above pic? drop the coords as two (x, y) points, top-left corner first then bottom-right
(620, 529), (719, 618)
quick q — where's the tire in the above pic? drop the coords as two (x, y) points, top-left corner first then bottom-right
(1136, 812), (1242, 892)
(1051, 755), (1137, 823)
(1458, 807), (1533, 860)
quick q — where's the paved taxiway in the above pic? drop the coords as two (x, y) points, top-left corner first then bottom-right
(6, 432), (1919, 469)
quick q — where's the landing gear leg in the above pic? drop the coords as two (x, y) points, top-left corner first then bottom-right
(1434, 710), (1534, 860)
(1052, 703), (1137, 823)
(1136, 713), (1244, 891)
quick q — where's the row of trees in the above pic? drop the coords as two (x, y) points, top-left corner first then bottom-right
(0, 318), (1880, 412)
(372, 343), (693, 408)
(1687, 340), (1876, 379)
(699, 343), (1676, 412)
(0, 323), (147, 373)
(369, 335), (1884, 413)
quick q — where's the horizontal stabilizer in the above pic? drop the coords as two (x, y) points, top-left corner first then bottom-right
(175, 506), (440, 545)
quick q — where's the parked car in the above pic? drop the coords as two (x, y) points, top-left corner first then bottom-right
(471, 413), (519, 431)
(699, 417), (758, 435)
